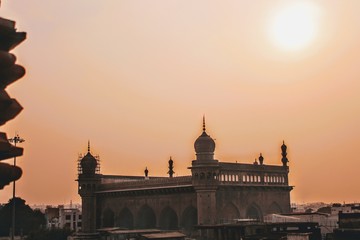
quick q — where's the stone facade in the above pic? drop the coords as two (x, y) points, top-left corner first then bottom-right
(77, 121), (292, 237)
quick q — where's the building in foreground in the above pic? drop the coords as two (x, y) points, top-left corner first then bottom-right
(331, 212), (360, 240)
(196, 221), (321, 240)
(45, 205), (82, 232)
(76, 119), (293, 239)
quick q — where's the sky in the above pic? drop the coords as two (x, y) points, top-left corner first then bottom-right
(0, 0), (359, 205)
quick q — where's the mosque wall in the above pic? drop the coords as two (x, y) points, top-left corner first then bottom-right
(96, 191), (198, 231)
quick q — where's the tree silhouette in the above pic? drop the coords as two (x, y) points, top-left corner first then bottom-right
(0, 197), (45, 236)
(26, 228), (72, 240)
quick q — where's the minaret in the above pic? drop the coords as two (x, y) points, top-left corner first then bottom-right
(281, 141), (289, 185)
(281, 141), (288, 167)
(259, 153), (264, 165)
(190, 117), (219, 225)
(144, 167), (149, 179)
(77, 142), (101, 239)
(168, 157), (175, 178)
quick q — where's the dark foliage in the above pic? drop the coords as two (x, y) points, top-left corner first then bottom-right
(0, 197), (46, 236)
(26, 228), (72, 240)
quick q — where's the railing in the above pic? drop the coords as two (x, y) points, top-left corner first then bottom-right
(218, 172), (288, 186)
(217, 163), (289, 186)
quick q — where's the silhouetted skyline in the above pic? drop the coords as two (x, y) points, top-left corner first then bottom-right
(1, 1), (360, 205)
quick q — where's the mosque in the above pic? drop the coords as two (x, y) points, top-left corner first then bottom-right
(76, 119), (292, 238)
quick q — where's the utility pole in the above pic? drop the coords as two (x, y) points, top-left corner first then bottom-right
(8, 133), (25, 240)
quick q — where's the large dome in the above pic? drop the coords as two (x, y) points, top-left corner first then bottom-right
(194, 131), (215, 154)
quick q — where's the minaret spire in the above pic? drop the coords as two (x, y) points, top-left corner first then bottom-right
(281, 141), (288, 166)
(203, 115), (206, 132)
(88, 140), (90, 153)
(259, 153), (264, 165)
(144, 167), (149, 178)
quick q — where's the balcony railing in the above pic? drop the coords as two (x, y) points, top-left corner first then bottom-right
(218, 163), (288, 186)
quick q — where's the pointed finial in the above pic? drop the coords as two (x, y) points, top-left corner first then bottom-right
(259, 153), (264, 165)
(281, 140), (287, 151)
(144, 167), (149, 177)
(88, 140), (90, 153)
(202, 115), (206, 132)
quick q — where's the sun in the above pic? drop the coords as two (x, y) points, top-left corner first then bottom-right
(269, 1), (321, 51)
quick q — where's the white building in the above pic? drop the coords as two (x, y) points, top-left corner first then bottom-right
(265, 212), (338, 237)
(331, 205), (352, 215)
(45, 205), (82, 232)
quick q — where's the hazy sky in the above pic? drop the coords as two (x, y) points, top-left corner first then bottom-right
(1, 1), (360, 205)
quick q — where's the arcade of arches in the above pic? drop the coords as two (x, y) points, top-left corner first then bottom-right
(101, 205), (197, 231)
(100, 201), (284, 229)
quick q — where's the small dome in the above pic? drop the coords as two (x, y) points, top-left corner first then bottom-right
(194, 131), (215, 154)
(80, 152), (97, 175)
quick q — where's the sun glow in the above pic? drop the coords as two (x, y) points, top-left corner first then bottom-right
(269, 2), (321, 51)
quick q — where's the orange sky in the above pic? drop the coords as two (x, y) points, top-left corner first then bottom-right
(1, 1), (360, 205)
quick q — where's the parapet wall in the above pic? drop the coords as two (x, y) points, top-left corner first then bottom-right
(98, 175), (192, 191)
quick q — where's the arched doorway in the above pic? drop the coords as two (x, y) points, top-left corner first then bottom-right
(268, 202), (282, 214)
(117, 207), (134, 229)
(159, 207), (178, 230)
(181, 206), (197, 231)
(246, 204), (262, 221)
(102, 208), (115, 227)
(219, 202), (240, 223)
(137, 205), (156, 229)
